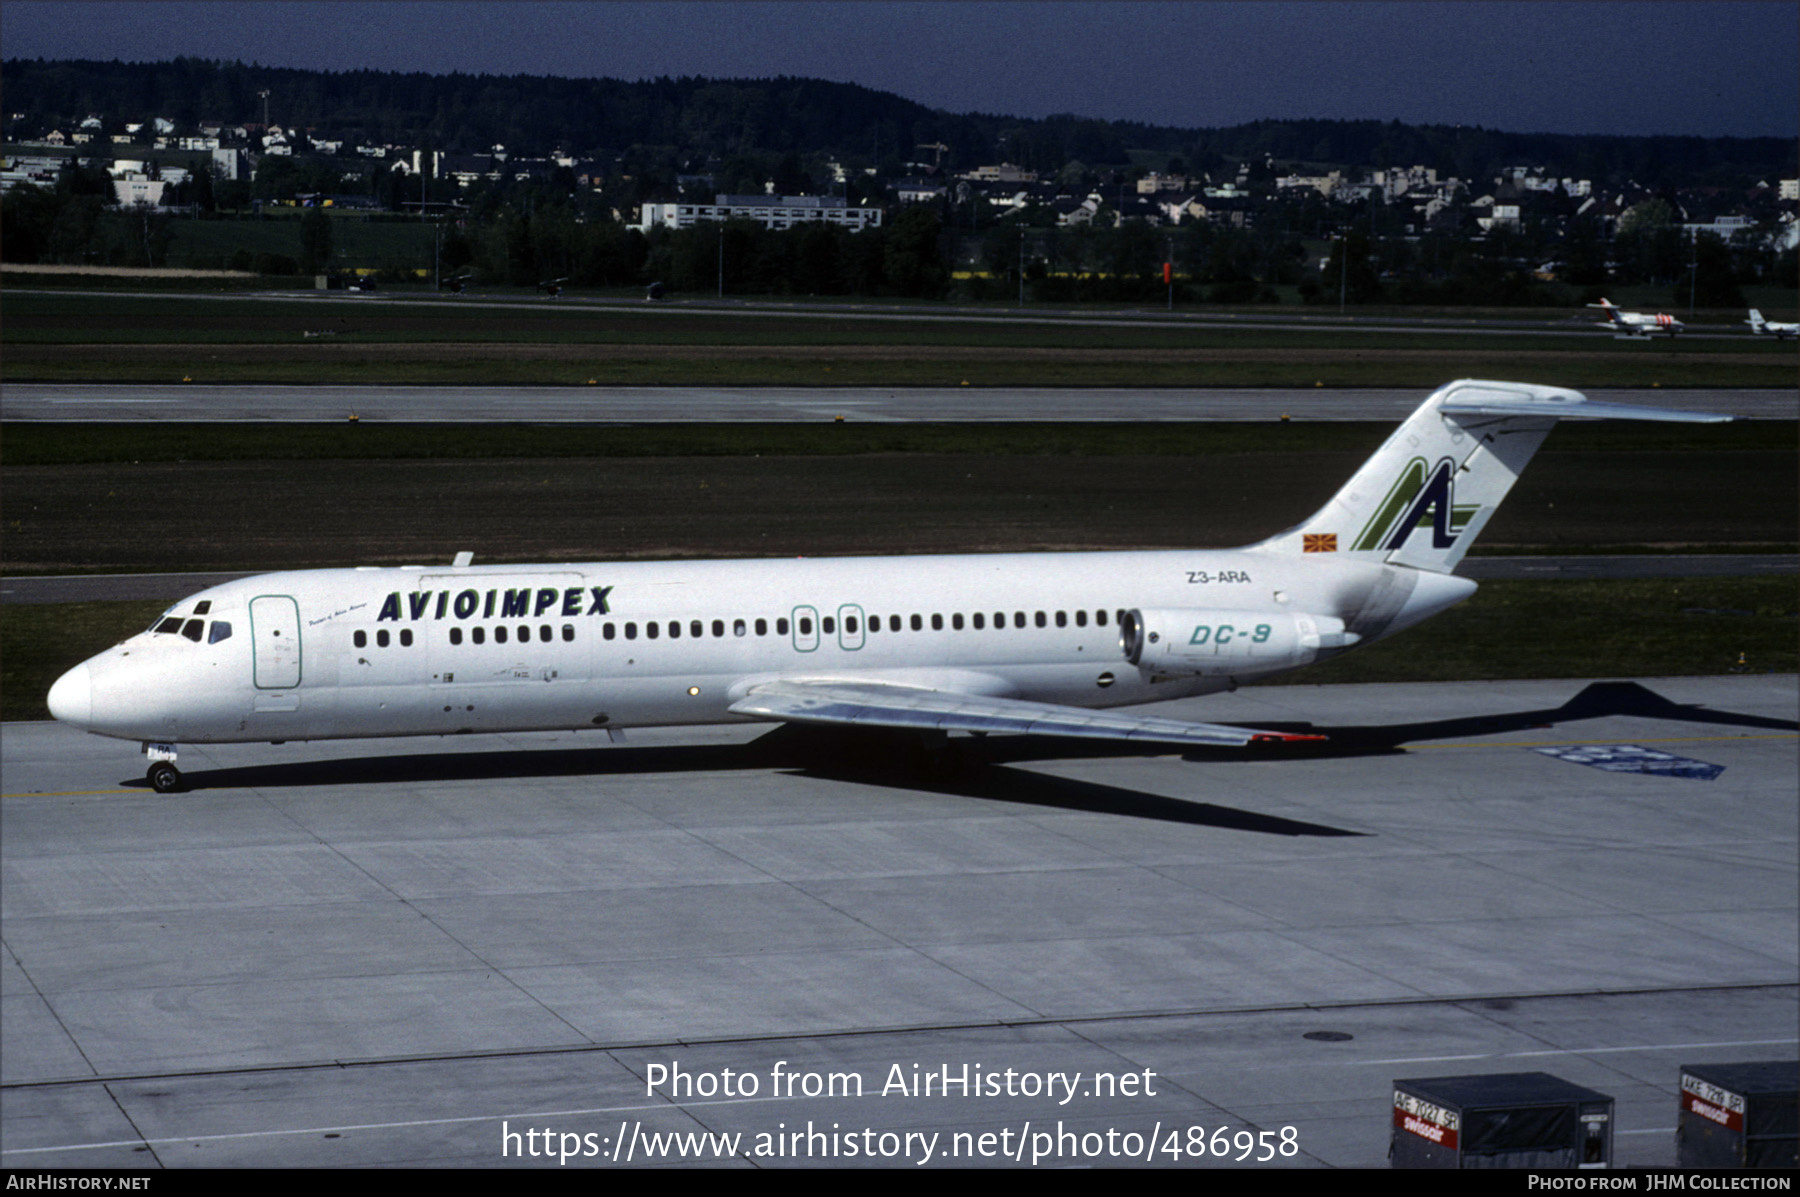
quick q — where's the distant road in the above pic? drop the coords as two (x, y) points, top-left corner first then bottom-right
(6, 555), (1793, 604)
(4, 384), (1791, 422)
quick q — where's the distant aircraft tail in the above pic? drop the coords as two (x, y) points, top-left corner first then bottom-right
(1587, 297), (1627, 327)
(1253, 379), (1729, 575)
(1747, 308), (1766, 332)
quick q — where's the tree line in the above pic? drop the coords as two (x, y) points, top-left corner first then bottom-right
(8, 58), (1795, 189)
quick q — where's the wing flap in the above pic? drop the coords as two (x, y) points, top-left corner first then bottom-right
(728, 680), (1322, 748)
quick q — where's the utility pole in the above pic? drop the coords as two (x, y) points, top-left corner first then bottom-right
(1018, 228), (1025, 307)
(718, 224), (724, 299)
(1339, 236), (1347, 314)
(1688, 231), (1698, 316)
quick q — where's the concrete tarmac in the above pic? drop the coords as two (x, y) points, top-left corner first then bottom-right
(2, 675), (1794, 1168)
(4, 383), (1791, 422)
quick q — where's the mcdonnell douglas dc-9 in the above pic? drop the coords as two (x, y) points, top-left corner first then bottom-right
(49, 380), (1725, 794)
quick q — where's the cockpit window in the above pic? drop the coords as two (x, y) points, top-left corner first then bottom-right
(154, 617), (184, 635)
(208, 621), (233, 644)
(181, 619), (205, 643)
(194, 601), (212, 616)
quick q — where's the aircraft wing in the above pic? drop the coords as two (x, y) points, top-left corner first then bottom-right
(728, 680), (1323, 748)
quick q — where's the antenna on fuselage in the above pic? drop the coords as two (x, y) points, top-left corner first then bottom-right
(452, 551), (474, 567)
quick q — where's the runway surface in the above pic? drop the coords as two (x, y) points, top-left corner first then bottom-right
(2, 675), (1794, 1168)
(4, 383), (1791, 422)
(5, 555), (1795, 606)
(8, 284), (1786, 342)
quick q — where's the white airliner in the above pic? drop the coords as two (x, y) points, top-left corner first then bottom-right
(1745, 309), (1798, 341)
(48, 380), (1727, 794)
(1587, 298), (1684, 338)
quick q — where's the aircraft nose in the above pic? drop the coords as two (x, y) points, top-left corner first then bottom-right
(47, 663), (92, 728)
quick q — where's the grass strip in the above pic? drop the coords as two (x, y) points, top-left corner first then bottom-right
(5, 345), (1790, 388)
(6, 447), (1791, 573)
(5, 418), (1786, 466)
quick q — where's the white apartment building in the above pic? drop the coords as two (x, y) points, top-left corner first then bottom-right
(638, 194), (883, 233)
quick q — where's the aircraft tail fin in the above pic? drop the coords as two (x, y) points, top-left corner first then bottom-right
(1253, 379), (1729, 575)
(1587, 298), (1627, 327)
(1747, 308), (1766, 331)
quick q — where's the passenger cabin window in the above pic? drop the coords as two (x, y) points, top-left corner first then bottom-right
(821, 617), (834, 635)
(625, 623), (638, 640)
(1075, 610), (1087, 627)
(496, 626), (508, 644)
(377, 629), (390, 648)
(354, 630), (368, 649)
(910, 614), (922, 631)
(889, 615), (901, 632)
(1056, 611), (1067, 627)
(541, 625), (552, 642)
(562, 625), (574, 642)
(450, 627), (463, 645)
(401, 629), (413, 647)
(473, 627), (486, 645)
(604, 623), (616, 640)
(951, 614), (963, 630)
(734, 619), (747, 637)
(758, 619), (770, 636)
(931, 614), (944, 631)
(973, 613), (985, 630)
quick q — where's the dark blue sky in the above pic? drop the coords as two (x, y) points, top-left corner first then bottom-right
(4, 1), (1795, 137)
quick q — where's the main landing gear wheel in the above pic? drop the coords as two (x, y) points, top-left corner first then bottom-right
(147, 761), (184, 793)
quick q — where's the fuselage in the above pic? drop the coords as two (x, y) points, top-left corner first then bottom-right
(47, 547), (1472, 746)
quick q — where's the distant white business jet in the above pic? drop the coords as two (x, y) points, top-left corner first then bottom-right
(1587, 298), (1684, 338)
(1745, 309), (1798, 341)
(48, 380), (1727, 794)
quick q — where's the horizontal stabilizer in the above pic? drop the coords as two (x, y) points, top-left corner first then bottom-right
(1441, 393), (1731, 424)
(729, 680), (1323, 748)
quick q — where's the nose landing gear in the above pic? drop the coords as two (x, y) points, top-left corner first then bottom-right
(144, 742), (185, 793)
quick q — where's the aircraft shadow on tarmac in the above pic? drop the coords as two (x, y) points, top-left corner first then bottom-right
(1239, 679), (1800, 755)
(125, 683), (1794, 833)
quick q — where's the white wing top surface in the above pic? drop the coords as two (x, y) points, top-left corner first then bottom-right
(728, 679), (1322, 748)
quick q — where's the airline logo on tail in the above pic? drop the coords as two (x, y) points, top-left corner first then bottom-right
(1352, 457), (1479, 552)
